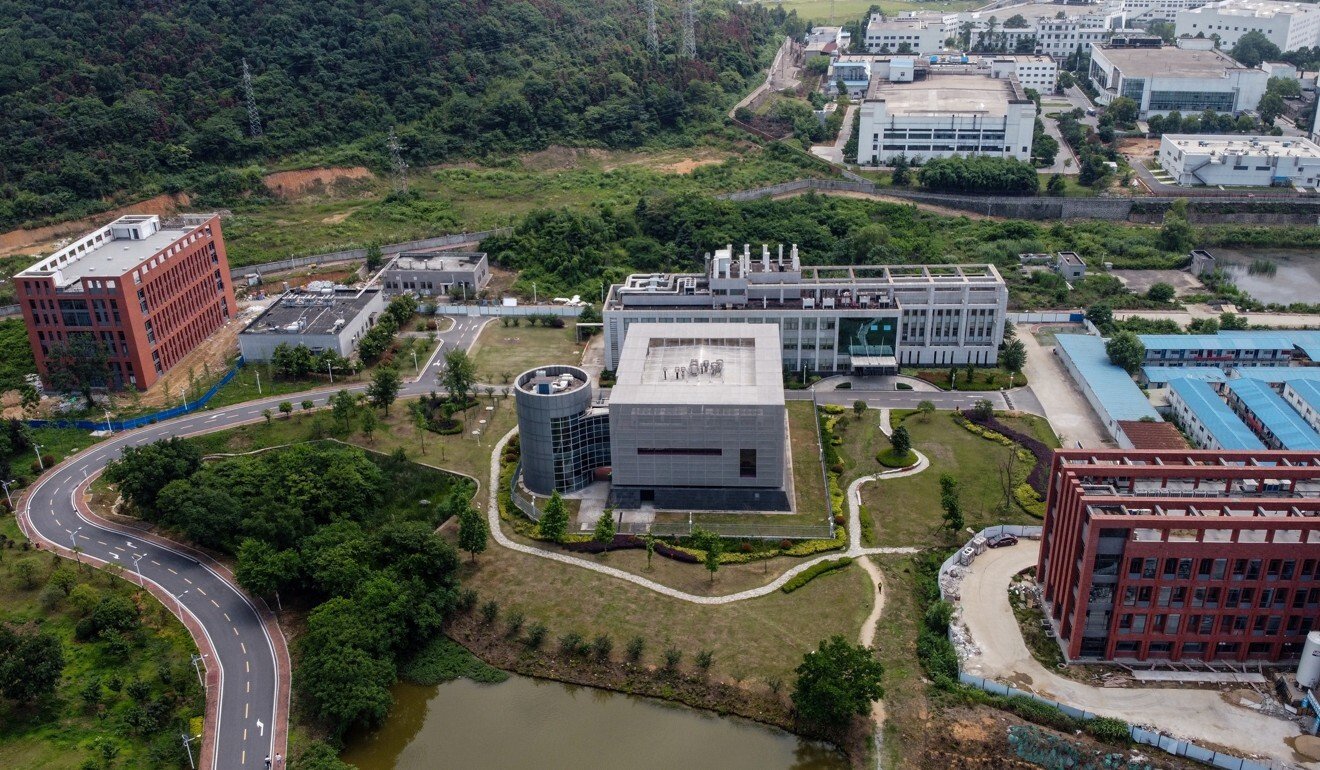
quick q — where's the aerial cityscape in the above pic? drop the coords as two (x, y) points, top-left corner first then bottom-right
(7, 0), (1320, 768)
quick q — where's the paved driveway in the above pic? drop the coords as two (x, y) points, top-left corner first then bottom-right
(1018, 327), (1112, 448)
(958, 542), (1316, 769)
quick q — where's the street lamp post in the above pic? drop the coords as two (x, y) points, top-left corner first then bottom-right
(0, 478), (14, 510)
(411, 349), (419, 376)
(182, 731), (200, 770)
(327, 359), (334, 384)
(69, 526), (82, 563)
(33, 444), (44, 471)
(190, 653), (208, 691)
(255, 370), (262, 396)
(175, 588), (191, 618)
(533, 282), (537, 305)
(104, 409), (114, 435)
(180, 385), (188, 411)
(131, 553), (145, 587)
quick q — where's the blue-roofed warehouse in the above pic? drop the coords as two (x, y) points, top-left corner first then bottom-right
(1281, 379), (1320, 436)
(1055, 334), (1161, 447)
(1223, 378), (1320, 450)
(1138, 332), (1296, 367)
(1230, 366), (1320, 384)
(1140, 366), (1227, 388)
(1166, 378), (1264, 450)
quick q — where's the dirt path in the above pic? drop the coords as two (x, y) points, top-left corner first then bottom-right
(856, 555), (888, 765)
(769, 188), (1001, 221)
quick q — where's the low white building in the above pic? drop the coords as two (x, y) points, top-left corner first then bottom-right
(806, 25), (850, 57)
(1175, 0), (1320, 52)
(827, 57), (874, 98)
(1035, 16), (1119, 59)
(857, 62), (1036, 165)
(1088, 41), (1268, 116)
(1158, 134), (1320, 187)
(1122, 0), (1211, 22)
(1001, 54), (1059, 92)
(864, 12), (954, 54)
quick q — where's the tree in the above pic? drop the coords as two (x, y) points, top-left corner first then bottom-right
(407, 400), (426, 454)
(359, 406), (377, 443)
(44, 335), (111, 408)
(917, 400), (936, 422)
(457, 503), (489, 562)
(235, 538), (302, 596)
(1146, 282), (1176, 303)
(1106, 331), (1147, 374)
(695, 528), (722, 584)
(367, 367), (402, 415)
(890, 425), (911, 457)
(104, 438), (202, 514)
(592, 509), (616, 545)
(0, 623), (65, 702)
(939, 473), (963, 532)
(1001, 339), (1026, 375)
(1267, 76), (1302, 99)
(365, 243), (384, 272)
(262, 408), (273, 426)
(1085, 302), (1114, 331)
(971, 398), (994, 421)
(157, 479), (242, 550)
(440, 349), (477, 407)
(331, 389), (357, 432)
(279, 401), (293, 419)
(301, 399), (315, 412)
(996, 445), (1020, 513)
(791, 635), (884, 725)
(644, 532), (655, 570)
(539, 491), (569, 542)
(1257, 92), (1287, 125)
(1004, 13), (1028, 28)
(1220, 311), (1249, 330)
(1231, 30), (1281, 68)
(1107, 96), (1138, 124)
(852, 400), (867, 416)
(1047, 174), (1066, 195)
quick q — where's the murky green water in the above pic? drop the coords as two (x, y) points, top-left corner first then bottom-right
(342, 675), (848, 770)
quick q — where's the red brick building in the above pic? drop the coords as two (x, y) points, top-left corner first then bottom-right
(17, 214), (236, 391)
(1038, 449), (1320, 663)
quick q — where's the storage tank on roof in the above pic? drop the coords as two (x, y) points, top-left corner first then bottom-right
(1297, 631), (1320, 689)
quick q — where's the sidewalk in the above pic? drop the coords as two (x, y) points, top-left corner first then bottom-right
(957, 542), (1314, 769)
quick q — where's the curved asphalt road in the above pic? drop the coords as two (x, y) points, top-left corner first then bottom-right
(18, 314), (488, 769)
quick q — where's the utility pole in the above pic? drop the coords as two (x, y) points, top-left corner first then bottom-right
(387, 126), (409, 196)
(0, 479), (13, 511)
(242, 58), (263, 138)
(646, 0), (659, 55)
(682, 0), (697, 60)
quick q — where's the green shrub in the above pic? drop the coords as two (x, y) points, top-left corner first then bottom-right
(1014, 483), (1046, 517)
(876, 449), (918, 468)
(782, 526), (847, 557)
(1085, 716), (1132, 744)
(401, 637), (508, 685)
(781, 557), (853, 593)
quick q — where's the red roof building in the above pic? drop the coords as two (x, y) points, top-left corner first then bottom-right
(1038, 449), (1320, 663)
(17, 214), (236, 391)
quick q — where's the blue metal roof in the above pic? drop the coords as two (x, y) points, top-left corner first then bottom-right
(1168, 378), (1265, 451)
(1056, 334), (1161, 422)
(1286, 379), (1320, 415)
(1224, 378), (1320, 450)
(1142, 366), (1226, 385)
(1138, 332), (1295, 352)
(1232, 366), (1320, 383)
(1281, 330), (1320, 362)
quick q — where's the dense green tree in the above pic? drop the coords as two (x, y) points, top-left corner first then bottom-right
(1257, 92), (1287, 125)
(592, 509), (616, 545)
(1106, 331), (1147, 374)
(458, 504), (489, 562)
(1001, 339), (1026, 374)
(0, 623), (64, 702)
(538, 491), (569, 542)
(235, 538), (302, 597)
(271, 343), (316, 378)
(1231, 31), (1282, 67)
(1146, 282), (1176, 302)
(1085, 302), (1114, 331)
(791, 635), (884, 725)
(1047, 174), (1066, 195)
(156, 479), (242, 550)
(331, 389), (358, 432)
(105, 438), (203, 515)
(440, 349), (477, 407)
(44, 335), (111, 406)
(367, 367), (402, 415)
(890, 426), (911, 457)
(939, 474), (963, 532)
(1107, 96), (1138, 124)
(917, 156), (1040, 194)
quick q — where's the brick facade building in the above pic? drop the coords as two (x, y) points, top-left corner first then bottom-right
(1038, 449), (1320, 663)
(17, 214), (236, 391)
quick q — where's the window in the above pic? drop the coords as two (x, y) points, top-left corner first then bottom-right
(637, 447), (721, 456)
(739, 449), (756, 478)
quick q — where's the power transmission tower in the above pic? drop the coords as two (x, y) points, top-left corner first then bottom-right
(386, 126), (409, 196)
(241, 58), (262, 138)
(681, 0), (696, 59)
(646, 0), (658, 55)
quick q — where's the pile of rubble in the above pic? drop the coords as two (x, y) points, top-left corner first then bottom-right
(940, 563), (966, 600)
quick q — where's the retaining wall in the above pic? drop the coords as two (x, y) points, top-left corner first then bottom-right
(229, 228), (512, 280)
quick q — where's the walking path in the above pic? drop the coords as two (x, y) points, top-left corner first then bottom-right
(483, 409), (929, 605)
(811, 104), (856, 164)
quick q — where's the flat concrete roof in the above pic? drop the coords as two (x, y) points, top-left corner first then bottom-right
(610, 323), (784, 407)
(391, 251), (486, 271)
(1094, 45), (1246, 78)
(869, 74), (1018, 115)
(965, 2), (1119, 21)
(19, 214), (211, 286)
(1164, 134), (1320, 159)
(1185, 0), (1319, 18)
(241, 289), (379, 337)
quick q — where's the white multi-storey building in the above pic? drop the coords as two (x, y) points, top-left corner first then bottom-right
(1175, 0), (1320, 51)
(1122, 0), (1210, 22)
(1158, 134), (1320, 187)
(864, 12), (956, 53)
(602, 245), (1009, 374)
(1035, 17), (1119, 58)
(1088, 41), (1268, 116)
(856, 59), (1036, 165)
(864, 4), (1125, 58)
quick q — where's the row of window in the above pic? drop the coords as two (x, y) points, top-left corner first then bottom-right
(1125, 556), (1317, 581)
(1118, 611), (1314, 637)
(1120, 584), (1320, 609)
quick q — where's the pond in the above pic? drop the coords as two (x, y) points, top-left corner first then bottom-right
(1215, 249), (1320, 306)
(341, 674), (848, 770)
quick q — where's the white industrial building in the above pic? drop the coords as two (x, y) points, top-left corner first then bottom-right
(1175, 0), (1320, 52)
(1123, 0), (1211, 22)
(1158, 134), (1320, 187)
(603, 244), (1009, 374)
(1088, 40), (1268, 116)
(863, 12), (955, 54)
(856, 58), (1036, 165)
(862, 4), (1125, 58)
(831, 53), (1055, 97)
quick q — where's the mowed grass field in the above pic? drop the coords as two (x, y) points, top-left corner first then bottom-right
(470, 321), (587, 384)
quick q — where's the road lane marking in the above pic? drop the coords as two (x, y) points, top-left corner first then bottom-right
(246, 680), (250, 693)
(167, 568), (178, 575)
(183, 577), (192, 584)
(243, 728), (247, 740)
(151, 559), (161, 565)
(246, 660), (250, 673)
(114, 546), (125, 552)
(195, 587), (205, 596)
(245, 702), (249, 718)
(242, 750), (246, 765)
(241, 642), (247, 654)
(211, 599), (220, 607)
(79, 534), (90, 540)
(54, 517), (60, 526)
(96, 540), (107, 545)
(224, 612), (231, 621)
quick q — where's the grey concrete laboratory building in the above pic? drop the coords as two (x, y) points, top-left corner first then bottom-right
(513, 323), (789, 511)
(603, 244), (1008, 375)
(238, 288), (385, 362)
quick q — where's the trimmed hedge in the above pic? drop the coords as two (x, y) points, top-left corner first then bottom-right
(781, 557), (853, 593)
(876, 448), (918, 468)
(1014, 483), (1046, 518)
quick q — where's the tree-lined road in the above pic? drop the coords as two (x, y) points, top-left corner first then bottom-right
(17, 314), (487, 768)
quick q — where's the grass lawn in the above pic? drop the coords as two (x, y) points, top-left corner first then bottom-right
(29, 427), (104, 474)
(862, 412), (1049, 547)
(470, 321), (586, 385)
(455, 540), (873, 685)
(872, 553), (931, 769)
(186, 393), (517, 508)
(831, 406), (888, 484)
(0, 520), (203, 769)
(908, 366), (1026, 391)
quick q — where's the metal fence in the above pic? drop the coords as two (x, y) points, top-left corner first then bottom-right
(452, 304), (583, 318)
(229, 227), (512, 280)
(1007, 311), (1083, 324)
(959, 673), (1288, 770)
(29, 358), (245, 433)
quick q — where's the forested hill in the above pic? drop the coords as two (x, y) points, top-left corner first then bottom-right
(0, 0), (788, 230)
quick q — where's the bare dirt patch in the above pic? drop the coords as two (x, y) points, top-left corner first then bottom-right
(320, 208), (361, 225)
(1118, 138), (1160, 156)
(1110, 268), (1204, 297)
(518, 146), (610, 172)
(262, 167), (374, 200)
(0, 193), (192, 259)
